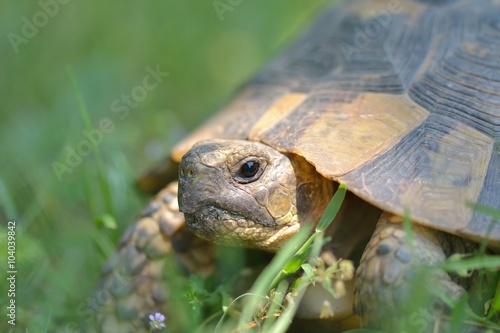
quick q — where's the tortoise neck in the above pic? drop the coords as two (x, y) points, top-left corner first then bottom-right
(290, 154), (335, 230)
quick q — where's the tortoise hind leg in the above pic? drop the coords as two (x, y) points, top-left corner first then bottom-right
(354, 212), (484, 332)
(91, 182), (215, 332)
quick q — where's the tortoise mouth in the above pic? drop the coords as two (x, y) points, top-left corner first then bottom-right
(184, 205), (299, 252)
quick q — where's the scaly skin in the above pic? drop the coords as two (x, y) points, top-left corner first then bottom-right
(354, 212), (487, 333)
(92, 182), (214, 332)
(93, 140), (495, 332)
(178, 139), (334, 251)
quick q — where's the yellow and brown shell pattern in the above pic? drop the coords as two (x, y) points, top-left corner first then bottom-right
(170, 0), (500, 248)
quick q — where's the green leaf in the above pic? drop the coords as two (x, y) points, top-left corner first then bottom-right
(42, 307), (52, 333)
(301, 263), (314, 279)
(316, 183), (346, 232)
(96, 213), (117, 230)
(217, 288), (231, 311)
(447, 254), (473, 277)
(268, 277), (310, 333)
(467, 203), (500, 254)
(261, 280), (288, 332)
(291, 276), (304, 290)
(185, 275), (214, 313)
(237, 226), (310, 328)
(467, 202), (500, 220)
(441, 256), (500, 272)
(281, 234), (315, 275)
(321, 278), (336, 298)
(450, 295), (468, 333)
(402, 207), (414, 249)
(310, 227), (325, 262)
(488, 279), (500, 318)
(67, 67), (114, 218)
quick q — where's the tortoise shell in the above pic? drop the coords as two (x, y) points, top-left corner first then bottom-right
(171, 0), (500, 247)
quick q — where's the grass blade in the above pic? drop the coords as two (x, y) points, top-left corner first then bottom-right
(316, 183), (346, 232)
(402, 207), (414, 250)
(237, 227), (310, 329)
(0, 177), (17, 219)
(441, 256), (500, 272)
(489, 279), (500, 318)
(66, 67), (115, 219)
(450, 295), (468, 333)
(467, 202), (500, 220)
(260, 280), (288, 332)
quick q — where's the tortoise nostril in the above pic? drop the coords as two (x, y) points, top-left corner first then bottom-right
(180, 165), (195, 179)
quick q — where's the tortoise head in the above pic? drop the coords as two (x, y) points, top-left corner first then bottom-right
(178, 139), (334, 251)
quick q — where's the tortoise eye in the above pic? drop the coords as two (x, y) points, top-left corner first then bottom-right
(234, 157), (266, 184)
(233, 157), (266, 184)
(239, 161), (260, 179)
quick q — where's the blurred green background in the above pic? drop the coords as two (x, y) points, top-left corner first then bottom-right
(0, 0), (331, 331)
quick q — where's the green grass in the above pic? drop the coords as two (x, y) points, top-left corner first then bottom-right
(0, 1), (330, 332)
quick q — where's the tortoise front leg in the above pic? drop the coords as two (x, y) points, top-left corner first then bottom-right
(91, 182), (215, 332)
(354, 212), (484, 332)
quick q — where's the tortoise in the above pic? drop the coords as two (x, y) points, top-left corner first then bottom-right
(92, 0), (500, 331)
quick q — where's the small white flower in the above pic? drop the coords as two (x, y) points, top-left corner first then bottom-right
(149, 312), (166, 330)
